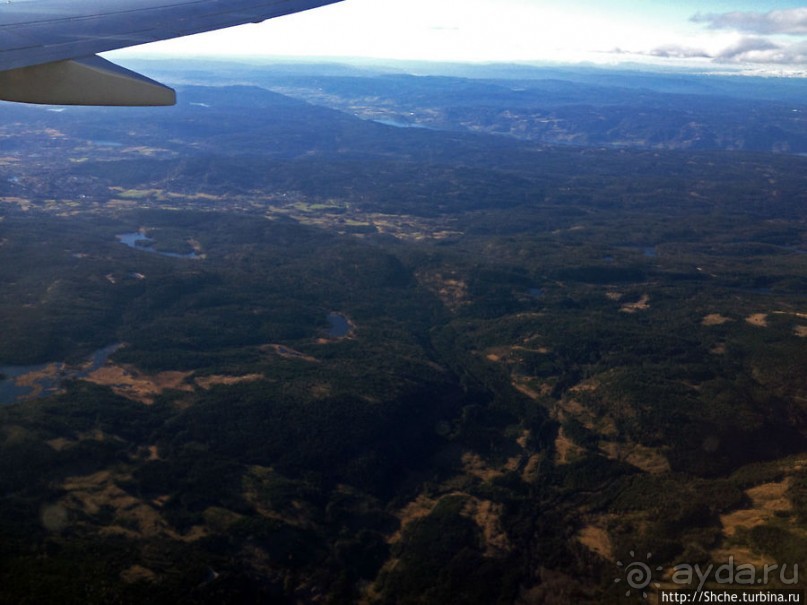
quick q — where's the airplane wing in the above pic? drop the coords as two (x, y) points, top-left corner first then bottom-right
(0, 0), (344, 106)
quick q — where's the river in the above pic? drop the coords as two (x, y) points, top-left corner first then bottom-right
(0, 343), (123, 405)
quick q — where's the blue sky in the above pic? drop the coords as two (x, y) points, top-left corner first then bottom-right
(112, 0), (807, 74)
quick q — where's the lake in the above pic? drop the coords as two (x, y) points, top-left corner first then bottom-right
(116, 232), (199, 259)
(327, 312), (351, 338)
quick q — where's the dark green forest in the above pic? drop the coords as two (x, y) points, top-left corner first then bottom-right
(0, 66), (805, 604)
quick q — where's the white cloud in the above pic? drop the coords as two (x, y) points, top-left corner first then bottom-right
(680, 8), (807, 67)
(648, 45), (712, 59)
(108, 0), (807, 73)
(715, 36), (781, 60)
(692, 8), (807, 36)
(717, 39), (807, 65)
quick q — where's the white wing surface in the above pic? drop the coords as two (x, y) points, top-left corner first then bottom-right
(0, 0), (344, 105)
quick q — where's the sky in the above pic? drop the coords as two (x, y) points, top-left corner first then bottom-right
(112, 0), (807, 74)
